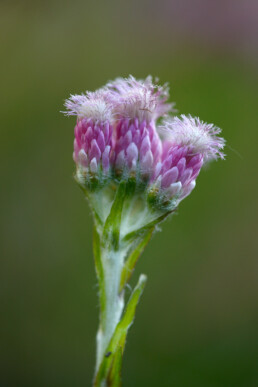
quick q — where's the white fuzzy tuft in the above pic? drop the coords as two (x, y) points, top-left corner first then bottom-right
(64, 90), (113, 122)
(78, 98), (111, 122)
(160, 115), (225, 162)
(105, 75), (174, 122)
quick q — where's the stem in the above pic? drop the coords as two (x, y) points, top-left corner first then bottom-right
(94, 274), (147, 387)
(94, 182), (128, 379)
(96, 246), (125, 370)
(90, 181), (171, 386)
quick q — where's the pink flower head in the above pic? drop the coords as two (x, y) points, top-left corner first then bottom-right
(150, 115), (225, 205)
(105, 76), (174, 176)
(65, 90), (113, 174)
(64, 78), (225, 200)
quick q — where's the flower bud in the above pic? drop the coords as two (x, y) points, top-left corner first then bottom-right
(64, 79), (225, 209)
(65, 91), (113, 183)
(149, 115), (225, 208)
(105, 76), (174, 179)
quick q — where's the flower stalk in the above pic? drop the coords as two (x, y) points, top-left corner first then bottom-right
(89, 181), (158, 386)
(64, 75), (225, 386)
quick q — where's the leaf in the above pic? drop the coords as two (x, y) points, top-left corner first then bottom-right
(103, 181), (126, 250)
(120, 228), (154, 292)
(122, 210), (174, 243)
(107, 347), (123, 387)
(94, 274), (147, 386)
(93, 226), (106, 321)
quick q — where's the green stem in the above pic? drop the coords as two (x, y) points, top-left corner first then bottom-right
(94, 275), (147, 387)
(95, 245), (126, 371)
(94, 182), (127, 376)
(90, 181), (172, 386)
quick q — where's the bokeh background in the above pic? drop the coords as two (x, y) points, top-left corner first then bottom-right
(1, 0), (258, 386)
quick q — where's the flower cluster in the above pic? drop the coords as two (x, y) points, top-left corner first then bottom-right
(64, 76), (225, 207)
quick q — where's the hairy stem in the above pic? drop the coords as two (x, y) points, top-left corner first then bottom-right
(91, 181), (171, 386)
(96, 246), (125, 371)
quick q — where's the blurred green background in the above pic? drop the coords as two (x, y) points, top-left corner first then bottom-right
(1, 1), (258, 386)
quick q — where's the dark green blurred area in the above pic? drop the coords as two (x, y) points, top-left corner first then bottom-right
(1, 1), (258, 386)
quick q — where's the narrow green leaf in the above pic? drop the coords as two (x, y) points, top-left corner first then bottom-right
(94, 274), (147, 386)
(103, 181), (126, 250)
(107, 347), (123, 387)
(120, 228), (153, 292)
(93, 226), (106, 322)
(122, 210), (174, 243)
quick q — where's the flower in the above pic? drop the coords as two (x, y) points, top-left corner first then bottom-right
(106, 76), (173, 176)
(148, 115), (225, 207)
(64, 77), (225, 204)
(65, 90), (113, 175)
